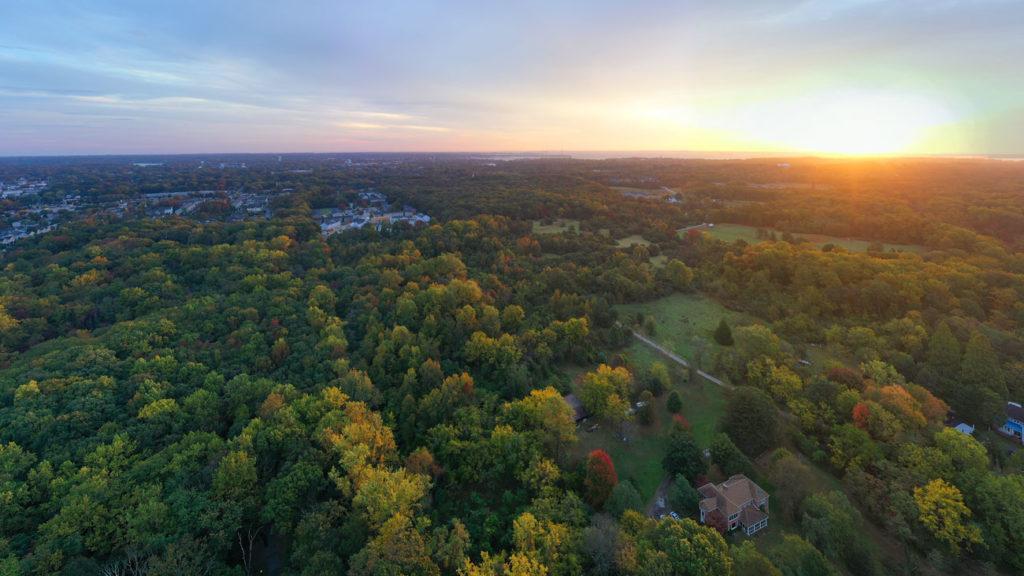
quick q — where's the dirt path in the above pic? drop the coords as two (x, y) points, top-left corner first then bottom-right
(646, 473), (674, 518)
(624, 325), (732, 389)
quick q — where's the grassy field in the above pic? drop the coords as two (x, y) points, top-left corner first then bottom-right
(617, 292), (755, 368)
(568, 293), (738, 502)
(701, 223), (924, 254)
(532, 219), (580, 234)
(569, 369), (727, 501)
(615, 235), (651, 248)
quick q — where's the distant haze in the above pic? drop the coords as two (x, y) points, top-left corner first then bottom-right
(2, 1), (1023, 156)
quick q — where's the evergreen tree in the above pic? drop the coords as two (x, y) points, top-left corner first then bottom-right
(666, 390), (683, 414)
(959, 332), (1007, 425)
(669, 473), (700, 515)
(662, 431), (706, 483)
(714, 319), (734, 346)
(720, 387), (779, 457)
(927, 322), (961, 385)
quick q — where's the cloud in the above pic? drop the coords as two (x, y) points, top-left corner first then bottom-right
(0, 0), (1021, 154)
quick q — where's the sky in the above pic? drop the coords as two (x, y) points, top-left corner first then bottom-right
(1, 0), (1023, 156)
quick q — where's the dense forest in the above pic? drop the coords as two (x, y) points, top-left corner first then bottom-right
(1, 155), (1022, 575)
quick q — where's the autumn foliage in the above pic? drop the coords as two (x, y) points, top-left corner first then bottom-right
(584, 449), (619, 509)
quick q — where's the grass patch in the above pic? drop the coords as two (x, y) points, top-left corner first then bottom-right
(573, 421), (669, 502)
(617, 292), (755, 366)
(532, 218), (580, 234)
(615, 235), (651, 248)
(702, 223), (924, 254)
(567, 344), (728, 502)
(648, 255), (668, 268)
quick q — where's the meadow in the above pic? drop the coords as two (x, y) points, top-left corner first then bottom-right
(702, 223), (925, 254)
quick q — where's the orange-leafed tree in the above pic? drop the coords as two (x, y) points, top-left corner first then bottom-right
(852, 402), (870, 430)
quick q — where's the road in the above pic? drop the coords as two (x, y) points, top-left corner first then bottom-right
(677, 222), (710, 233)
(623, 325), (732, 389)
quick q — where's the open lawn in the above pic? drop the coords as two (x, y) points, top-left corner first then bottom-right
(617, 292), (755, 369)
(532, 218), (580, 234)
(568, 354), (727, 502)
(701, 223), (925, 254)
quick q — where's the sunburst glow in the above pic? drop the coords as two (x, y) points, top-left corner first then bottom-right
(719, 91), (959, 155)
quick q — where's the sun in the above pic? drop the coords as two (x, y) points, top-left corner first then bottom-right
(733, 91), (956, 156)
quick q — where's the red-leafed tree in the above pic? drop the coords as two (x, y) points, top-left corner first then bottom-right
(706, 510), (729, 535)
(585, 449), (619, 509)
(852, 402), (870, 430)
(672, 413), (692, 432)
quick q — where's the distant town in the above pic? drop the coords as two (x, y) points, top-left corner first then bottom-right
(315, 190), (430, 237)
(0, 162), (431, 248)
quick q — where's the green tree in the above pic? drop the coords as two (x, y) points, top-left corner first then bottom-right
(720, 387), (778, 457)
(973, 474), (1024, 570)
(665, 259), (694, 291)
(662, 432), (706, 483)
(635, 517), (731, 576)
(709, 433), (755, 478)
(713, 319), (734, 347)
(926, 322), (960, 392)
(769, 533), (832, 576)
(349, 514), (440, 576)
(607, 480), (644, 518)
(768, 451), (818, 522)
(504, 386), (578, 458)
(801, 491), (867, 566)
(636, 390), (655, 426)
(958, 332), (1007, 426)
(668, 474), (699, 516)
(666, 390), (683, 414)
(731, 540), (782, 576)
(579, 364), (633, 422)
(647, 361), (671, 396)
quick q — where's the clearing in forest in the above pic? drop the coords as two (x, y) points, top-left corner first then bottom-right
(699, 223), (925, 254)
(532, 218), (580, 234)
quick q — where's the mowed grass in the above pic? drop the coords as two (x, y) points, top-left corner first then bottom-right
(617, 292), (754, 368)
(573, 418), (669, 502)
(569, 368), (727, 501)
(701, 223), (924, 254)
(568, 307), (731, 503)
(532, 219), (580, 234)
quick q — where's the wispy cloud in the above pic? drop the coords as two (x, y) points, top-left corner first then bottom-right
(0, 0), (1021, 154)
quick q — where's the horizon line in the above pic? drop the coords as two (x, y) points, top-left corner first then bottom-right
(2, 149), (1023, 161)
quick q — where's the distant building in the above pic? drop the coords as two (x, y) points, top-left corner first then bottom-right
(997, 402), (1024, 444)
(698, 475), (770, 536)
(954, 423), (975, 435)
